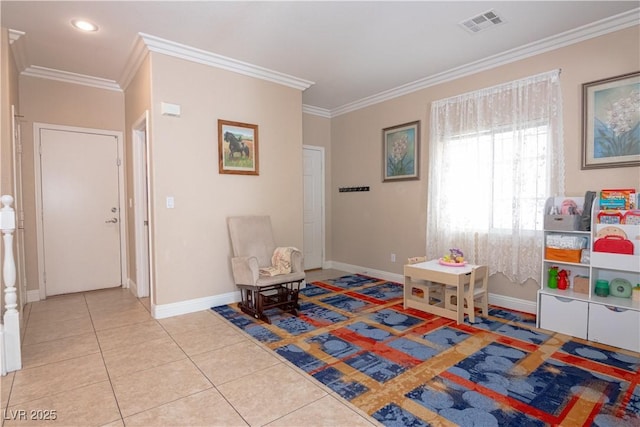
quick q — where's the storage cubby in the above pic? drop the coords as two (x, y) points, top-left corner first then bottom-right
(537, 193), (640, 352)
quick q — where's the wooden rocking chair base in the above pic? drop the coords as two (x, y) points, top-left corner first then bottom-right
(238, 280), (302, 324)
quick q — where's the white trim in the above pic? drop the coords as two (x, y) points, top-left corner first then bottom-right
(302, 145), (326, 270)
(152, 291), (241, 319)
(127, 279), (137, 295)
(13, 7), (635, 118)
(328, 261), (404, 284)
(132, 112), (151, 299)
(325, 261), (537, 314)
(8, 29), (27, 73)
(8, 29), (24, 44)
(11, 105), (27, 316)
(302, 105), (331, 119)
(26, 290), (40, 303)
(22, 66), (122, 92)
(311, 8), (640, 118)
(488, 293), (537, 315)
(33, 123), (127, 299)
(139, 33), (314, 91)
(118, 35), (148, 91)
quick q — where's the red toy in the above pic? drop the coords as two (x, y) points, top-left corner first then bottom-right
(558, 269), (570, 290)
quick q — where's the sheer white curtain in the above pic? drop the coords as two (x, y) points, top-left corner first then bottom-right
(427, 70), (564, 284)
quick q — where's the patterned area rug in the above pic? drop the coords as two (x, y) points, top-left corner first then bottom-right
(212, 275), (640, 426)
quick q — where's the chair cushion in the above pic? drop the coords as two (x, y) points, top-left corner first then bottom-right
(255, 271), (306, 287)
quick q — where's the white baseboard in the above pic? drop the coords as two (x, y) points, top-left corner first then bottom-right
(326, 261), (404, 283)
(325, 261), (537, 314)
(152, 290), (241, 319)
(488, 293), (536, 314)
(128, 278), (138, 297)
(150, 262), (537, 320)
(26, 290), (41, 303)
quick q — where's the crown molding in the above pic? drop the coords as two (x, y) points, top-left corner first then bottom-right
(118, 35), (149, 91)
(8, 29), (24, 43)
(302, 104), (331, 119)
(138, 32), (314, 91)
(21, 66), (122, 92)
(324, 7), (640, 118)
(8, 29), (28, 72)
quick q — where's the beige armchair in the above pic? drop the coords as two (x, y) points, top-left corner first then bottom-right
(227, 215), (305, 323)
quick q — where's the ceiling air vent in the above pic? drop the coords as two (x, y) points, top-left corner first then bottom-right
(460, 9), (506, 34)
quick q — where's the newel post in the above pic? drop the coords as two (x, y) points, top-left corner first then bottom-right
(1, 195), (21, 373)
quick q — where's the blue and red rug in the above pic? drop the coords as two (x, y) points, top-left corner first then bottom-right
(212, 274), (640, 426)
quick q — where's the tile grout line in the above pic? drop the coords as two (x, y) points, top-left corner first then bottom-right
(86, 292), (126, 426)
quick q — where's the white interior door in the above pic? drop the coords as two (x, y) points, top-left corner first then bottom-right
(303, 146), (324, 270)
(38, 127), (122, 296)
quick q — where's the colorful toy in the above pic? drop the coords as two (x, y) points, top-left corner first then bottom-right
(557, 269), (570, 290)
(548, 266), (558, 289)
(442, 248), (465, 264)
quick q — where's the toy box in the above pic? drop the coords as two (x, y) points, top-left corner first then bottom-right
(543, 215), (581, 231)
(545, 247), (582, 263)
(573, 276), (589, 294)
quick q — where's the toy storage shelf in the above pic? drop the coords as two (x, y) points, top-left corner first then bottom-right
(591, 249), (640, 272)
(537, 194), (640, 353)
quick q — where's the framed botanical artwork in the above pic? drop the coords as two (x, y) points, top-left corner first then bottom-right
(218, 119), (259, 175)
(383, 121), (420, 182)
(582, 71), (640, 169)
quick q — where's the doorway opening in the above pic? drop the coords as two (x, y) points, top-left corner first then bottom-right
(132, 112), (152, 300)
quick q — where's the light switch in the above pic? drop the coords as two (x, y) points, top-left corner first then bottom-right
(166, 196), (175, 209)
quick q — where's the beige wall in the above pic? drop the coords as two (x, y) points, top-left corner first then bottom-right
(148, 52), (304, 305)
(123, 54), (152, 296)
(302, 113), (332, 262)
(18, 77), (125, 293)
(1, 28), (18, 195)
(1, 28), (20, 310)
(328, 26), (640, 302)
(6, 24), (638, 311)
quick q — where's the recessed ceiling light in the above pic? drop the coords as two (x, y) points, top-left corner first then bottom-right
(71, 19), (98, 32)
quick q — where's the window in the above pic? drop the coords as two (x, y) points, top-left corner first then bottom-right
(427, 70), (564, 284)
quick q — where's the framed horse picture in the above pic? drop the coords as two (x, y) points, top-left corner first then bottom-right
(218, 119), (259, 175)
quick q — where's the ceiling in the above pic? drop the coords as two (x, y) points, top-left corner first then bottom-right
(2, 1), (639, 116)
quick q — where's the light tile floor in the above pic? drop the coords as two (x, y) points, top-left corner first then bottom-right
(1, 269), (378, 426)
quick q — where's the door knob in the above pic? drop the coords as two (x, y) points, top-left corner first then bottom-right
(105, 218), (118, 223)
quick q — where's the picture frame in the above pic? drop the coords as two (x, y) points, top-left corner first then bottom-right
(383, 121), (420, 182)
(218, 119), (259, 175)
(581, 71), (640, 169)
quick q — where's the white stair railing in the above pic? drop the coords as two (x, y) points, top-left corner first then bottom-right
(1, 194), (21, 375)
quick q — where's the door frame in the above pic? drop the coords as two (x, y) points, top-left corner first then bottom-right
(11, 105), (27, 312)
(33, 123), (127, 299)
(302, 145), (326, 269)
(131, 112), (153, 300)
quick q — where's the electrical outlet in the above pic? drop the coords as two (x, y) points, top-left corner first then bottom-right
(391, 253), (396, 262)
